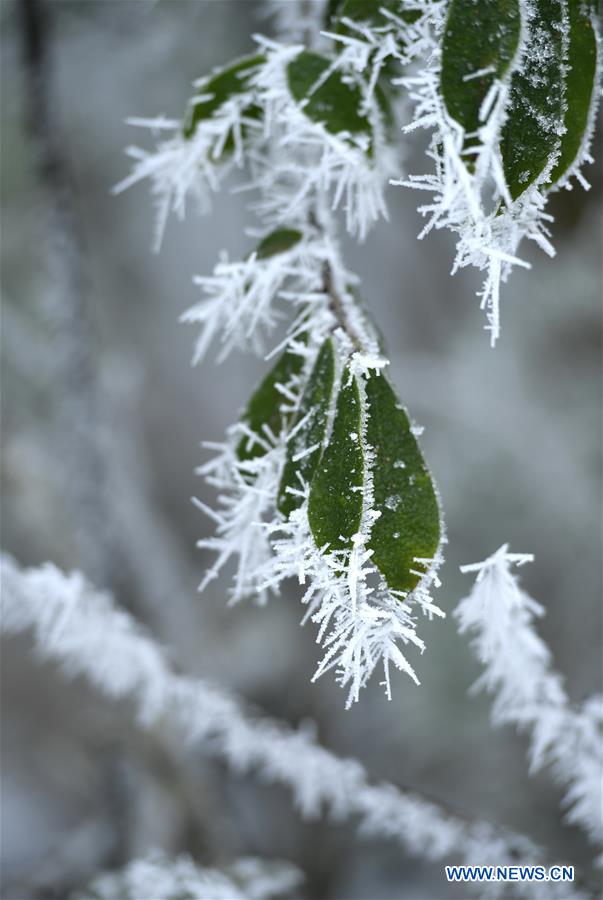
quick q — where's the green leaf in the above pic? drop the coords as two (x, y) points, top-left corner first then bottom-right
(336, 0), (421, 27)
(183, 54), (264, 141)
(549, 0), (598, 185)
(286, 51), (371, 138)
(441, 0), (521, 137)
(308, 367), (364, 552)
(278, 338), (336, 518)
(255, 229), (303, 260)
(237, 343), (305, 464)
(501, 0), (566, 200)
(365, 374), (441, 595)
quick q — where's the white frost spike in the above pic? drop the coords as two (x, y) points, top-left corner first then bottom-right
(182, 238), (326, 362)
(322, 14), (405, 110)
(457, 545), (603, 852)
(195, 435), (285, 605)
(261, 500), (444, 707)
(249, 38), (396, 241)
(113, 95), (260, 252)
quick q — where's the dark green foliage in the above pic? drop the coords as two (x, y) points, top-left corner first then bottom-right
(365, 374), (440, 595)
(441, 0), (521, 136)
(324, 0), (344, 25)
(336, 0), (421, 27)
(255, 229), (303, 260)
(183, 54), (263, 141)
(278, 339), (336, 517)
(308, 368), (364, 551)
(550, 0), (598, 184)
(501, 0), (566, 199)
(287, 51), (370, 137)
(237, 344), (305, 463)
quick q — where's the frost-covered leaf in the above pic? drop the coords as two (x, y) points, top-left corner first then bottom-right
(255, 228), (303, 260)
(364, 374), (441, 594)
(278, 338), (336, 518)
(286, 51), (371, 138)
(237, 344), (305, 463)
(308, 366), (363, 552)
(550, 0), (599, 185)
(441, 0), (521, 137)
(183, 54), (264, 141)
(501, 0), (566, 199)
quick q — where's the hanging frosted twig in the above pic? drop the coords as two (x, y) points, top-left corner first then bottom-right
(457, 545), (603, 857)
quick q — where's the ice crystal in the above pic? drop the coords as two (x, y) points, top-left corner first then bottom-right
(247, 37), (395, 241)
(194, 434), (285, 606)
(113, 97), (261, 252)
(182, 235), (329, 362)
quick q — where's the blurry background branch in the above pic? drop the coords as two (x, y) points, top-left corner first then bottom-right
(1, 554), (590, 900)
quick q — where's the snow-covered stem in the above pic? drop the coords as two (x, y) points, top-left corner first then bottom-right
(1, 554), (588, 899)
(77, 852), (303, 900)
(457, 545), (603, 857)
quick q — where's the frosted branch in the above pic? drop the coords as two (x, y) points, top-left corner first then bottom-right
(78, 852), (303, 900)
(1, 555), (585, 898)
(457, 545), (603, 857)
(262, 0), (329, 48)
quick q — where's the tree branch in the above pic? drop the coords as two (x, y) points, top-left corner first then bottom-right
(1, 554), (589, 900)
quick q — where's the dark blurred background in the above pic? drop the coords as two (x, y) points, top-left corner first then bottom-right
(1, 2), (601, 898)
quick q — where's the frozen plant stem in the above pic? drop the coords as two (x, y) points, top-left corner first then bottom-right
(1, 555), (590, 900)
(457, 546), (603, 858)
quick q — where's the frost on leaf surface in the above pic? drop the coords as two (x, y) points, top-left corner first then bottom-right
(364, 373), (441, 595)
(549, 0), (599, 185)
(278, 338), (336, 518)
(308, 366), (364, 552)
(500, 0), (567, 199)
(396, 0), (601, 343)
